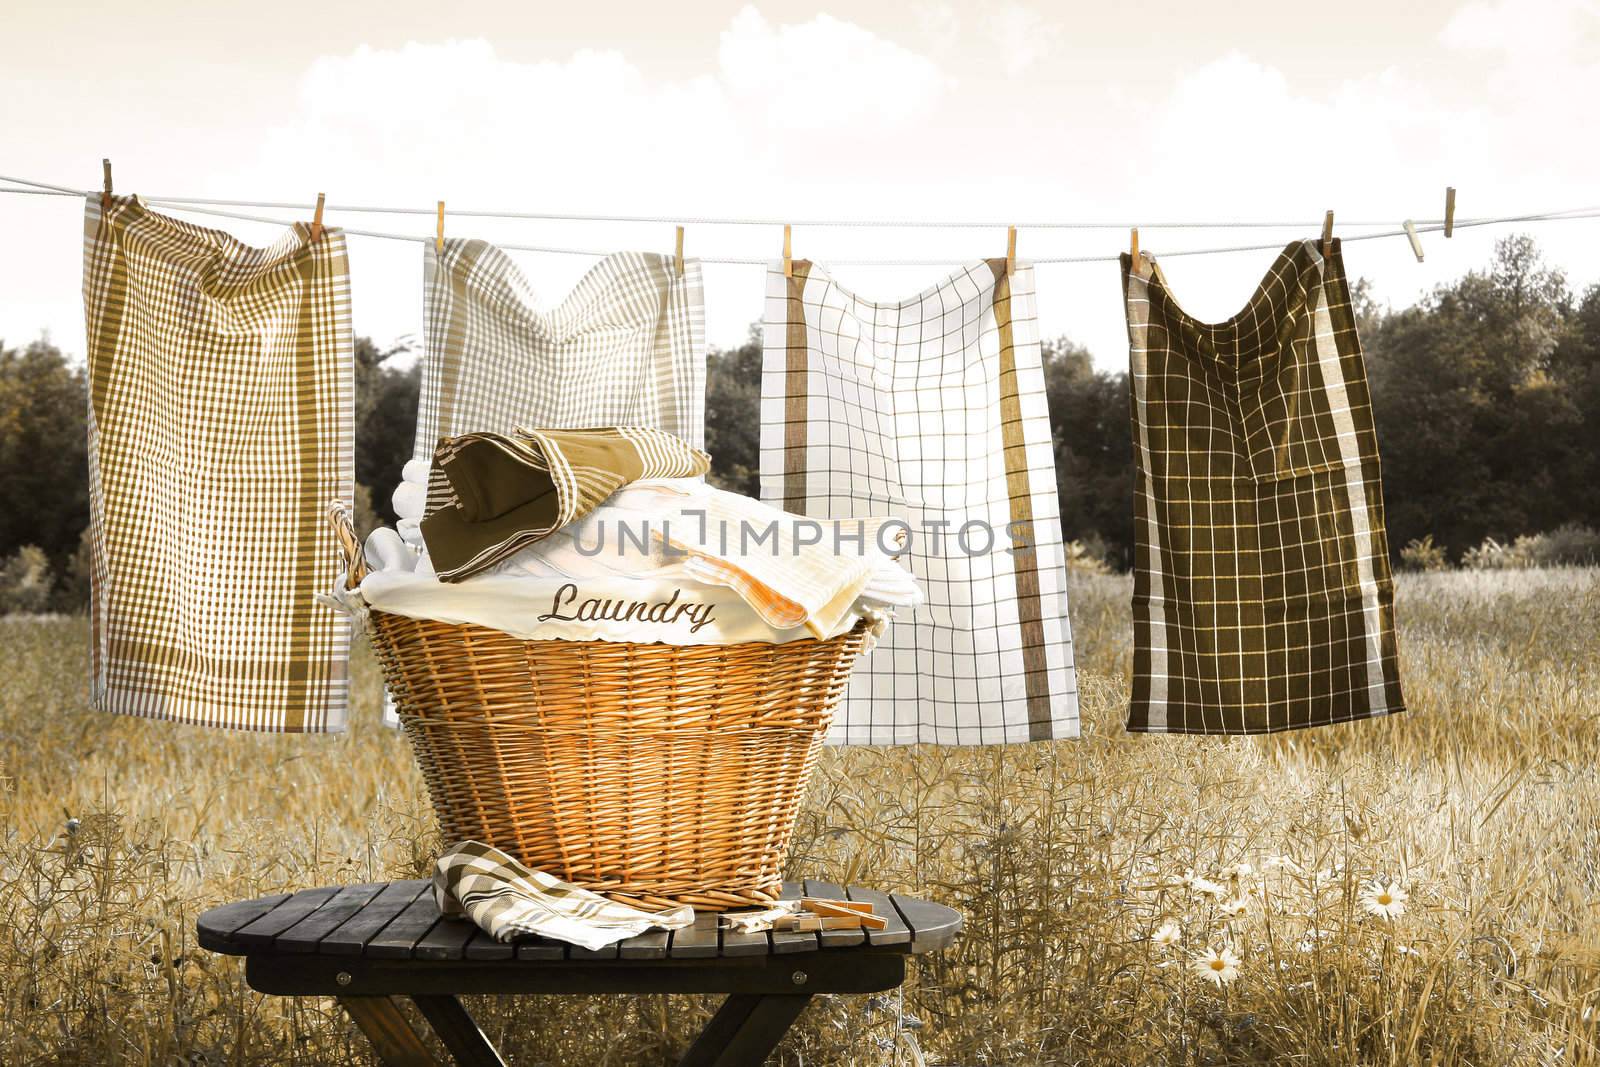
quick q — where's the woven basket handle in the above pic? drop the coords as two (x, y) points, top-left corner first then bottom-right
(327, 500), (369, 588)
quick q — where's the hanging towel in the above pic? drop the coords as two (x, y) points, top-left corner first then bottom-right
(434, 841), (694, 951)
(421, 426), (710, 581)
(760, 260), (1079, 745)
(1122, 239), (1404, 734)
(418, 242), (706, 457)
(81, 195), (353, 732)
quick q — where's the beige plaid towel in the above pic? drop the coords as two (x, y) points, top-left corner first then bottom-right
(418, 242), (706, 456)
(1122, 239), (1405, 734)
(81, 195), (353, 732)
(761, 260), (1079, 745)
(421, 426), (710, 581)
(434, 841), (694, 951)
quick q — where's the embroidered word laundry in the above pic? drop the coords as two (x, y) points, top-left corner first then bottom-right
(538, 582), (717, 634)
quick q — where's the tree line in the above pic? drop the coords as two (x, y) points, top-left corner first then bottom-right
(2, 235), (1597, 611)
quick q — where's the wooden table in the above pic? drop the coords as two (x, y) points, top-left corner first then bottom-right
(197, 879), (960, 1067)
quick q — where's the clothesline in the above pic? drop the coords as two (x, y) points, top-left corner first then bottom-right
(4, 171), (1599, 266)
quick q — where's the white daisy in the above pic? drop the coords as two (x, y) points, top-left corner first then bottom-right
(1151, 921), (1182, 948)
(1191, 944), (1242, 986)
(1219, 896), (1251, 918)
(1360, 880), (1408, 920)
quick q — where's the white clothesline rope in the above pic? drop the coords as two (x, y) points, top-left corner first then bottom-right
(3, 172), (1598, 267)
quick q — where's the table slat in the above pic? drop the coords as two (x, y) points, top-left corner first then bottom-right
(843, 885), (910, 947)
(890, 893), (962, 951)
(322, 880), (429, 956)
(197, 893), (291, 951)
(770, 882), (819, 954)
(415, 917), (479, 961)
(463, 928), (515, 961)
(618, 927), (669, 960)
(233, 887), (340, 948)
(275, 882), (387, 953)
(514, 937), (568, 961)
(669, 914), (720, 959)
(365, 891), (445, 959)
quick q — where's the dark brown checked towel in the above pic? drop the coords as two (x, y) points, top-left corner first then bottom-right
(1121, 239), (1404, 734)
(421, 426), (710, 581)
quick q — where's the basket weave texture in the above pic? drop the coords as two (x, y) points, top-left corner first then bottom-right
(331, 508), (865, 910)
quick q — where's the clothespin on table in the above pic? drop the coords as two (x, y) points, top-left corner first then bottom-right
(1402, 220), (1424, 262)
(802, 897), (888, 930)
(309, 193), (326, 243)
(435, 200), (446, 253)
(1321, 210), (1334, 257)
(782, 224), (793, 278)
(674, 225), (685, 275)
(1006, 225), (1017, 274)
(101, 159), (112, 211)
(1129, 227), (1142, 276)
(1444, 187), (1456, 238)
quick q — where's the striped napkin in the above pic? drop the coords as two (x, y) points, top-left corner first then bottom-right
(81, 194), (353, 732)
(418, 243), (706, 455)
(1122, 239), (1405, 733)
(421, 426), (710, 581)
(434, 841), (694, 951)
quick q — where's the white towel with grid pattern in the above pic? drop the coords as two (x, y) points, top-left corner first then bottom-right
(759, 259), (1079, 745)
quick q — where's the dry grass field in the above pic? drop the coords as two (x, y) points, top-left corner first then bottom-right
(0, 568), (1597, 1065)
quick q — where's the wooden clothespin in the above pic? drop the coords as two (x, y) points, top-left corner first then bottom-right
(783, 224), (793, 278)
(435, 201), (446, 253)
(101, 159), (112, 210)
(1006, 225), (1017, 274)
(674, 225), (685, 275)
(1129, 227), (1141, 275)
(1321, 210), (1334, 257)
(1444, 187), (1456, 238)
(309, 192), (326, 243)
(1402, 219), (1424, 262)
(802, 897), (888, 930)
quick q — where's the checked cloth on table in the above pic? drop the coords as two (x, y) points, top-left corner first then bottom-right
(1122, 239), (1404, 734)
(417, 242), (706, 458)
(434, 841), (694, 951)
(421, 426), (710, 581)
(760, 259), (1078, 745)
(81, 195), (353, 732)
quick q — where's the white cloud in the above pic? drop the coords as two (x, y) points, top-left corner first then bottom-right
(981, 5), (1063, 76)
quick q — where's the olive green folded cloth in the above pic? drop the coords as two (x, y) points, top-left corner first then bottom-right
(421, 426), (710, 582)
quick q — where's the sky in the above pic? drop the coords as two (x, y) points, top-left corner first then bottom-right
(1, 0), (1597, 368)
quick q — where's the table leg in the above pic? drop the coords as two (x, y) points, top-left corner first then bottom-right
(338, 995), (439, 1067)
(677, 993), (813, 1067)
(411, 995), (508, 1067)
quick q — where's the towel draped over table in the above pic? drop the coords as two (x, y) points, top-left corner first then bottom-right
(434, 841), (694, 951)
(1121, 239), (1405, 734)
(760, 259), (1080, 745)
(81, 195), (353, 732)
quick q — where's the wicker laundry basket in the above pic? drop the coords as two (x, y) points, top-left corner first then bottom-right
(331, 507), (867, 910)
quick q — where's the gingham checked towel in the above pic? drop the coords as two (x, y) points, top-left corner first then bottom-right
(1122, 239), (1405, 734)
(417, 242), (706, 456)
(434, 841), (694, 951)
(81, 195), (353, 732)
(421, 426), (710, 581)
(760, 260), (1079, 745)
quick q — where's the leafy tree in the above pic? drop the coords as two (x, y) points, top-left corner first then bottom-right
(354, 338), (420, 525)
(1042, 337), (1134, 568)
(0, 341), (87, 571)
(704, 328), (763, 497)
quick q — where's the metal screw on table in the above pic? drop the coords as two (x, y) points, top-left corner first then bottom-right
(336, 972), (352, 987)
(791, 971), (808, 986)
